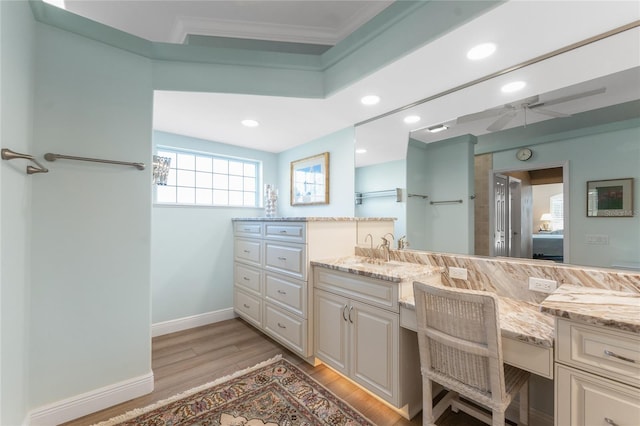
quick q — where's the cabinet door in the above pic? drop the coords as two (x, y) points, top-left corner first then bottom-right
(350, 300), (399, 405)
(314, 289), (349, 376)
(556, 364), (640, 426)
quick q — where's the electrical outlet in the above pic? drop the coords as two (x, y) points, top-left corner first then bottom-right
(529, 277), (557, 293)
(449, 267), (468, 280)
(586, 234), (609, 245)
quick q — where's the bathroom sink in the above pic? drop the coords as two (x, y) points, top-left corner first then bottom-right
(346, 258), (405, 269)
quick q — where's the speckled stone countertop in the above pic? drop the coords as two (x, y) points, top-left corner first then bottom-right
(311, 256), (443, 283)
(540, 284), (640, 334)
(400, 292), (555, 348)
(232, 217), (396, 222)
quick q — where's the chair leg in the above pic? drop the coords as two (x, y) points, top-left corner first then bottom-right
(422, 378), (436, 426)
(519, 381), (529, 425)
(492, 410), (505, 426)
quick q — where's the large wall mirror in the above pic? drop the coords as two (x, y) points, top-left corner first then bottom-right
(354, 39), (639, 270)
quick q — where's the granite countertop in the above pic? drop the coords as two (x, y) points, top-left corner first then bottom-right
(399, 293), (555, 348)
(540, 284), (640, 334)
(311, 255), (443, 283)
(232, 217), (396, 222)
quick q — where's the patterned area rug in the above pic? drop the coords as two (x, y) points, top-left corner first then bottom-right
(93, 355), (374, 426)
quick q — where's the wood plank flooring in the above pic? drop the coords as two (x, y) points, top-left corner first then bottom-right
(61, 318), (486, 426)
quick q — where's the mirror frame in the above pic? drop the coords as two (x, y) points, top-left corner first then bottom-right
(290, 152), (330, 206)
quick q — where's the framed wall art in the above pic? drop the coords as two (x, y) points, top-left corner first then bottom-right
(587, 178), (634, 217)
(290, 152), (329, 205)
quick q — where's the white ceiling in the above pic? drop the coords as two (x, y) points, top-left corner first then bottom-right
(62, 0), (393, 44)
(53, 1), (640, 167)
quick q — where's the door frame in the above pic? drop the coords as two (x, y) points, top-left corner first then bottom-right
(489, 160), (570, 263)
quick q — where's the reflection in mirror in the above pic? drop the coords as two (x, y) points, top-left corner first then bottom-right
(355, 67), (640, 269)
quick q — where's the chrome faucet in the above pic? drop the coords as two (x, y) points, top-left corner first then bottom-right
(364, 233), (374, 255)
(397, 235), (409, 250)
(380, 233), (394, 262)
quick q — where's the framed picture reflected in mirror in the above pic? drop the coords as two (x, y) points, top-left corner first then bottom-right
(290, 152), (329, 205)
(587, 177), (634, 217)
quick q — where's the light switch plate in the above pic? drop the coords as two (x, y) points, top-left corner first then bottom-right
(449, 267), (468, 280)
(529, 277), (557, 293)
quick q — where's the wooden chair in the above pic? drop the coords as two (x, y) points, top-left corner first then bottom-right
(413, 281), (530, 426)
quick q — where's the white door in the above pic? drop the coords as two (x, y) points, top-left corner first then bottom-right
(494, 174), (508, 257)
(509, 177), (522, 258)
(350, 300), (399, 405)
(314, 289), (349, 375)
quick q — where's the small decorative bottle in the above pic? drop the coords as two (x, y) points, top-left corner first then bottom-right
(264, 184), (278, 218)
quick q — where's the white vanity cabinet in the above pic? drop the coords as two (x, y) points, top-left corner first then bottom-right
(313, 267), (422, 419)
(555, 318), (640, 426)
(233, 218), (393, 364)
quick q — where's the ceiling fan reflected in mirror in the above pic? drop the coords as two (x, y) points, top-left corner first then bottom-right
(457, 87), (607, 132)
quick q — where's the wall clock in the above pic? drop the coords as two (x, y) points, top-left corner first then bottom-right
(516, 147), (533, 161)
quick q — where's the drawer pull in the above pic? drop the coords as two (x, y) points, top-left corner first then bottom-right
(342, 305), (348, 321)
(279, 230), (288, 234)
(243, 303), (250, 309)
(277, 322), (286, 329)
(605, 418), (618, 426)
(277, 290), (286, 295)
(243, 227), (252, 231)
(243, 277), (250, 281)
(277, 256), (287, 261)
(604, 349), (636, 364)
(243, 249), (250, 253)
(348, 305), (354, 323)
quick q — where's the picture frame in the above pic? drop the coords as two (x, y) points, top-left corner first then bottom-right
(587, 177), (634, 217)
(290, 152), (329, 205)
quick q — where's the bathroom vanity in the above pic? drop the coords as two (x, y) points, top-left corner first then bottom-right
(232, 218), (394, 363)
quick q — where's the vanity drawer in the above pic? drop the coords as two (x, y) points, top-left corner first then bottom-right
(234, 221), (263, 237)
(264, 222), (306, 243)
(556, 364), (640, 426)
(234, 288), (262, 328)
(234, 238), (262, 266)
(234, 263), (262, 295)
(314, 267), (398, 312)
(265, 272), (306, 317)
(264, 303), (307, 356)
(265, 242), (306, 280)
(556, 318), (640, 387)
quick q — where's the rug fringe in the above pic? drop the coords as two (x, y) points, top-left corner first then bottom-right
(90, 354), (283, 426)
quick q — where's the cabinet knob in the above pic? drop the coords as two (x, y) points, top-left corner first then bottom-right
(605, 418), (618, 426)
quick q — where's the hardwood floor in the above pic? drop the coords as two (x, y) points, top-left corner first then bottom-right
(61, 318), (486, 426)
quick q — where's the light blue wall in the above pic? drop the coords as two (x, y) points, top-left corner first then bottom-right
(0, 1), (35, 423)
(408, 135), (476, 254)
(491, 120), (640, 268)
(151, 131), (277, 323)
(355, 160), (406, 238)
(278, 127), (355, 217)
(28, 20), (153, 409)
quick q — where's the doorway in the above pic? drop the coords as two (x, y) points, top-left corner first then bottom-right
(490, 163), (568, 262)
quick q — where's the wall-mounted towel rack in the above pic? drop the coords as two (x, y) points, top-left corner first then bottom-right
(430, 199), (463, 205)
(407, 193), (429, 199)
(1, 148), (49, 174)
(355, 188), (402, 204)
(44, 153), (145, 170)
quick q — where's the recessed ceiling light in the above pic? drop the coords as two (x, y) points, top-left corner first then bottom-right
(466, 43), (496, 60)
(355, 148), (367, 154)
(427, 124), (448, 133)
(404, 115), (421, 124)
(501, 81), (526, 93)
(360, 95), (380, 105)
(241, 119), (259, 128)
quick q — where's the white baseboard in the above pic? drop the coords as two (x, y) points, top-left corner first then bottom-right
(28, 372), (154, 426)
(151, 308), (237, 337)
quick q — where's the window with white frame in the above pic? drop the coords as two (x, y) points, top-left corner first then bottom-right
(549, 192), (564, 231)
(155, 148), (260, 207)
